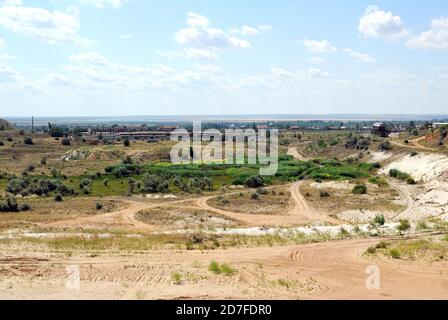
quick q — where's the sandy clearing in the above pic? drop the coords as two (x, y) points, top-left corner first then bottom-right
(1, 238), (447, 300)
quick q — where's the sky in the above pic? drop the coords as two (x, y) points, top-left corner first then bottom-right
(0, 0), (447, 116)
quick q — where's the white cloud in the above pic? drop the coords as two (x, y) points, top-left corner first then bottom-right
(343, 48), (375, 63)
(362, 68), (417, 86)
(302, 39), (337, 53)
(0, 0), (22, 7)
(0, 2), (92, 45)
(70, 52), (111, 66)
(307, 57), (327, 65)
(175, 12), (251, 51)
(0, 37), (4, 49)
(118, 33), (133, 39)
(358, 6), (408, 41)
(230, 25), (273, 36)
(407, 18), (448, 49)
(0, 62), (18, 82)
(69, 0), (128, 8)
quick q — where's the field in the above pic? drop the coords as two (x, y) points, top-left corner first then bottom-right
(1, 123), (448, 300)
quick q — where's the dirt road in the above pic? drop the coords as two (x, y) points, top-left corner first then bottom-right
(1, 237), (446, 299)
(196, 182), (341, 227)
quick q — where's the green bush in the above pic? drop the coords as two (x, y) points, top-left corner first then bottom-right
(245, 175), (265, 188)
(352, 184), (367, 195)
(397, 219), (411, 232)
(54, 194), (63, 202)
(23, 137), (33, 145)
(142, 174), (168, 193)
(373, 214), (386, 226)
(389, 249), (401, 259)
(209, 261), (221, 274)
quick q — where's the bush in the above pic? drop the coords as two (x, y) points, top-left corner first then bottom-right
(142, 174), (168, 193)
(373, 214), (386, 226)
(379, 141), (391, 151)
(397, 219), (411, 232)
(19, 203), (31, 211)
(0, 197), (19, 212)
(256, 187), (269, 195)
(389, 249), (401, 259)
(320, 191), (330, 198)
(410, 151), (418, 157)
(245, 175), (265, 188)
(23, 137), (33, 145)
(61, 138), (71, 146)
(389, 169), (411, 180)
(40, 157), (47, 165)
(79, 178), (92, 189)
(54, 194), (63, 202)
(123, 138), (130, 147)
(406, 178), (416, 185)
(352, 184), (367, 195)
(96, 202), (103, 211)
(209, 261), (221, 274)
(0, 141), (4, 146)
(251, 192), (260, 200)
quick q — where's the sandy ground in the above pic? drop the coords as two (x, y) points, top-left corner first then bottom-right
(1, 238), (447, 300)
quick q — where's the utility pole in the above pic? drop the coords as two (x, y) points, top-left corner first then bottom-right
(31, 116), (34, 133)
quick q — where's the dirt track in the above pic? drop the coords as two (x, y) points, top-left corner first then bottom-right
(1, 237), (447, 300)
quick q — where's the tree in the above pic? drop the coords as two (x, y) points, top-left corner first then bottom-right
(245, 176), (265, 188)
(49, 127), (64, 138)
(123, 138), (130, 147)
(142, 174), (168, 193)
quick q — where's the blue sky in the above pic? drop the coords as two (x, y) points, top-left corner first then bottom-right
(0, 0), (447, 116)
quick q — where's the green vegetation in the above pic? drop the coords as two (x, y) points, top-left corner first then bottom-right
(389, 249), (401, 259)
(389, 169), (412, 181)
(0, 197), (31, 213)
(170, 272), (183, 285)
(397, 219), (411, 232)
(352, 184), (367, 195)
(373, 214), (386, 226)
(208, 261), (237, 276)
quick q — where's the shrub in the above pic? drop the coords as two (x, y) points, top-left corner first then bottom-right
(410, 151), (418, 157)
(170, 272), (183, 285)
(373, 214), (386, 226)
(256, 187), (269, 195)
(389, 249), (401, 259)
(352, 184), (367, 195)
(40, 157), (47, 165)
(61, 138), (71, 146)
(23, 137), (33, 145)
(0, 197), (19, 212)
(397, 219), (411, 232)
(54, 194), (63, 202)
(79, 178), (92, 189)
(389, 169), (411, 180)
(251, 192), (260, 200)
(209, 261), (221, 274)
(320, 191), (330, 198)
(220, 264), (237, 276)
(19, 203), (31, 211)
(0, 141), (4, 146)
(406, 178), (416, 185)
(142, 174), (168, 193)
(379, 141), (391, 151)
(123, 138), (130, 147)
(96, 202), (103, 211)
(245, 175), (265, 188)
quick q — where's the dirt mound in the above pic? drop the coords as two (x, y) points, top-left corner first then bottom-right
(87, 149), (121, 161)
(61, 149), (121, 161)
(0, 119), (15, 131)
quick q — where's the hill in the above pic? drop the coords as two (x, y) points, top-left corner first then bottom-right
(0, 118), (15, 131)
